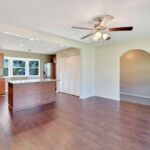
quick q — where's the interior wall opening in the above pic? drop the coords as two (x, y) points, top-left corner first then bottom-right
(120, 49), (150, 105)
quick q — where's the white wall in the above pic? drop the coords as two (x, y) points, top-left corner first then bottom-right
(80, 46), (95, 99)
(95, 37), (150, 101)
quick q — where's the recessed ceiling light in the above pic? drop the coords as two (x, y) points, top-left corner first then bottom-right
(2, 32), (24, 38)
(48, 49), (51, 51)
(60, 44), (64, 47)
(19, 44), (24, 47)
(30, 38), (34, 41)
(2, 32), (10, 35)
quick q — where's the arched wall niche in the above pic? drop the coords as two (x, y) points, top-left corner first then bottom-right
(120, 49), (150, 99)
(120, 49), (149, 58)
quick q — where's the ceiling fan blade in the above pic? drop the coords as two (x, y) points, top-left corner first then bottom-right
(109, 26), (133, 31)
(72, 26), (93, 30)
(100, 15), (114, 27)
(80, 33), (93, 39)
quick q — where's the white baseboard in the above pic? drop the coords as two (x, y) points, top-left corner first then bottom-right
(96, 94), (120, 101)
(121, 92), (150, 99)
(80, 94), (95, 99)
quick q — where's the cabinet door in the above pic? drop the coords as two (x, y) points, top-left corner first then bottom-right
(0, 79), (5, 95)
(0, 53), (4, 68)
(57, 56), (81, 96)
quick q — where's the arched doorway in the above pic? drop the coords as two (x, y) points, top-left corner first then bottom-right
(120, 49), (150, 105)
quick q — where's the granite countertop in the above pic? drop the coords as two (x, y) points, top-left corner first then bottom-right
(8, 79), (57, 84)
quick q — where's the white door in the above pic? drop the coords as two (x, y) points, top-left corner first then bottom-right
(57, 56), (81, 96)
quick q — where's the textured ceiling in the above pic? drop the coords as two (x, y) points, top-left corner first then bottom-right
(0, 0), (150, 53)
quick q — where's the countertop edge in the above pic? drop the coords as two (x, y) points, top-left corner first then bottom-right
(8, 79), (57, 85)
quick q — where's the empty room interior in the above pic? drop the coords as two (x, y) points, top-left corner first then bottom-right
(0, 0), (150, 149)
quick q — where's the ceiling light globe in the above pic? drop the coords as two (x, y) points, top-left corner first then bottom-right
(95, 32), (101, 38)
(92, 36), (98, 41)
(103, 33), (110, 40)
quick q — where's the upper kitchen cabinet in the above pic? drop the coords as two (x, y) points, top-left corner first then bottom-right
(0, 53), (4, 68)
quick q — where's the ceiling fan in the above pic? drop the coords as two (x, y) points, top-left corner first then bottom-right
(72, 15), (133, 41)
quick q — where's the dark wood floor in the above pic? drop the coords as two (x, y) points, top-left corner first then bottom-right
(0, 93), (150, 150)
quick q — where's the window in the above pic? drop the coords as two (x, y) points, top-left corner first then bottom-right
(3, 59), (9, 76)
(13, 60), (25, 76)
(29, 61), (39, 76)
(3, 57), (40, 77)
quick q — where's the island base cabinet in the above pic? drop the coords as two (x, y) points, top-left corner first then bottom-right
(8, 81), (56, 112)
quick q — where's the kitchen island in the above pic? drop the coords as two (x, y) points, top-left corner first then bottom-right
(8, 79), (56, 112)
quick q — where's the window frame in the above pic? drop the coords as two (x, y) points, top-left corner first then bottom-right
(12, 58), (26, 77)
(3, 56), (40, 78)
(28, 59), (40, 77)
(3, 57), (10, 77)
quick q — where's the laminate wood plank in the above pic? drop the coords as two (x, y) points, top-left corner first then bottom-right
(0, 93), (150, 150)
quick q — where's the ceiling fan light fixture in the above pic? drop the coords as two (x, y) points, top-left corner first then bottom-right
(94, 32), (102, 39)
(92, 31), (102, 41)
(72, 14), (133, 41)
(92, 35), (98, 41)
(102, 33), (110, 40)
